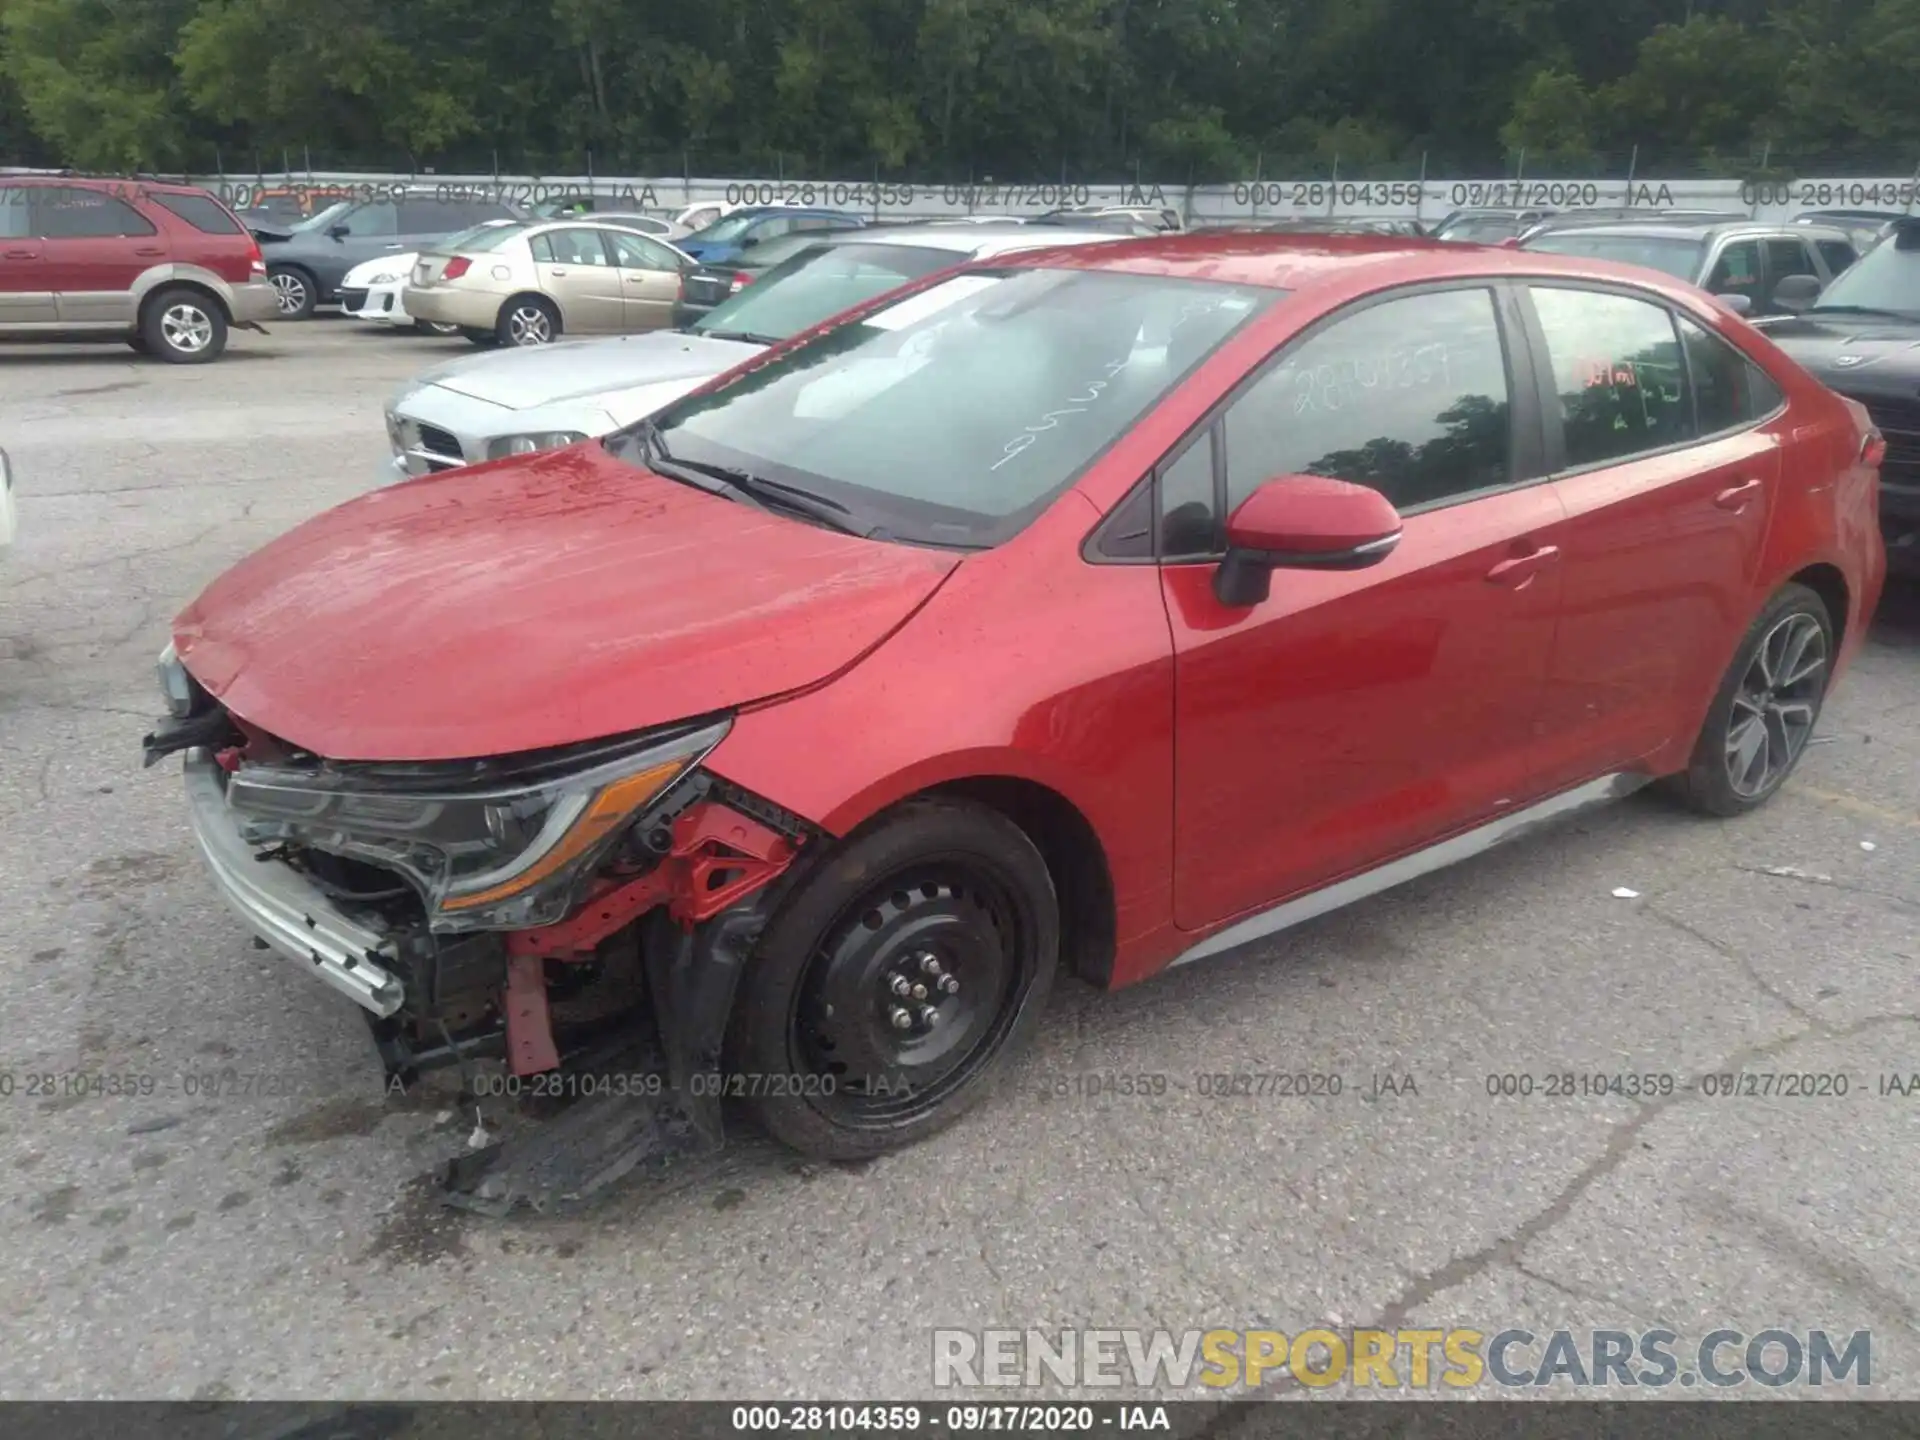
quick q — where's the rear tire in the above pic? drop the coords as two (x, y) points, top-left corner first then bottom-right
(1665, 582), (1834, 817)
(140, 288), (228, 364)
(727, 800), (1060, 1161)
(496, 294), (560, 347)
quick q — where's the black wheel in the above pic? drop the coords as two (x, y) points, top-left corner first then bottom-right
(267, 265), (316, 320)
(496, 294), (560, 347)
(126, 335), (150, 354)
(1666, 582), (1834, 817)
(727, 800), (1060, 1160)
(140, 288), (228, 363)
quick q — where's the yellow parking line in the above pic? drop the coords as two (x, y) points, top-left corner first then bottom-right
(1797, 784), (1920, 829)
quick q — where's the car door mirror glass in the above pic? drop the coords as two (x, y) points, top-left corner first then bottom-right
(1214, 476), (1404, 607)
(327, 223), (350, 240)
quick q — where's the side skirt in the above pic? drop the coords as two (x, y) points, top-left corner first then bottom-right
(1168, 772), (1649, 970)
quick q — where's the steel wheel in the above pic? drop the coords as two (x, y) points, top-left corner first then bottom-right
(159, 302), (215, 354)
(270, 270), (310, 316)
(505, 302), (555, 345)
(1725, 611), (1827, 799)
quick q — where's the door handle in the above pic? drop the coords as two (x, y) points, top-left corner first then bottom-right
(1714, 478), (1764, 511)
(548, 268), (568, 277)
(383, 243), (403, 250)
(3, 249), (34, 259)
(1485, 544), (1561, 588)
(133, 246), (165, 257)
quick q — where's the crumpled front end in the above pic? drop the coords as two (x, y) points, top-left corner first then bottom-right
(146, 652), (820, 1214)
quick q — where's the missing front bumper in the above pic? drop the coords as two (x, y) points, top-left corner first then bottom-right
(183, 749), (406, 1017)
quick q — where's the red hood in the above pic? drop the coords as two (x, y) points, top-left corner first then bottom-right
(173, 444), (960, 760)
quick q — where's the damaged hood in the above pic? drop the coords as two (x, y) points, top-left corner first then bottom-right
(172, 442), (960, 761)
(408, 332), (763, 411)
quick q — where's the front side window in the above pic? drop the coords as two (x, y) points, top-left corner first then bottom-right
(30, 188), (156, 239)
(1705, 240), (1761, 300)
(1223, 287), (1514, 514)
(691, 242), (968, 343)
(616, 268), (1275, 547)
(1531, 286), (1691, 468)
(331, 201), (398, 238)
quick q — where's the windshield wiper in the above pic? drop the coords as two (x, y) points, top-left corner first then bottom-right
(624, 421), (872, 537)
(695, 327), (785, 346)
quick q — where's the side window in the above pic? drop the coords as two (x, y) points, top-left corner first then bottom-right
(1157, 427), (1219, 556)
(150, 192), (243, 234)
(1764, 237), (1818, 309)
(399, 200), (477, 233)
(334, 201), (398, 238)
(1705, 240), (1761, 303)
(0, 187), (27, 240)
(1223, 287), (1513, 514)
(541, 227), (612, 266)
(1815, 239), (1858, 276)
(1678, 316), (1781, 434)
(791, 215), (845, 234)
(1531, 286), (1690, 468)
(606, 231), (680, 271)
(749, 216), (795, 243)
(31, 189), (156, 239)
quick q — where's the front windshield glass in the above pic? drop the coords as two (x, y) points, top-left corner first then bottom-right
(688, 212), (760, 244)
(1812, 231), (1920, 315)
(692, 242), (967, 342)
(1523, 232), (1705, 280)
(616, 267), (1276, 547)
(290, 201), (351, 233)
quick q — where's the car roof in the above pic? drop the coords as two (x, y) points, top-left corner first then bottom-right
(984, 231), (1765, 305)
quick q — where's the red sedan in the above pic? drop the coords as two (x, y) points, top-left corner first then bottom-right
(148, 234), (1886, 1202)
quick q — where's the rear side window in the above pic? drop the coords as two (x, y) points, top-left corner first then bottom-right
(1678, 317), (1782, 434)
(1223, 286), (1514, 513)
(1530, 286), (1691, 468)
(150, 192), (243, 234)
(0, 187), (26, 240)
(30, 188), (156, 238)
(531, 227), (610, 266)
(1815, 239), (1858, 276)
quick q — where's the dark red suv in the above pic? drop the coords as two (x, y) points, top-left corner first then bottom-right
(0, 176), (276, 362)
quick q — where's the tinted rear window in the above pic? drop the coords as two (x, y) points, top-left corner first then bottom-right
(151, 192), (244, 235)
(1524, 232), (1705, 281)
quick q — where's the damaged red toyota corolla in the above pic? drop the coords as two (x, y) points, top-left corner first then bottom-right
(148, 235), (1885, 1211)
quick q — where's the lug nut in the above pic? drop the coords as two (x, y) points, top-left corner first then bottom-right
(890, 976), (912, 997)
(917, 1005), (940, 1027)
(911, 983), (929, 1000)
(920, 954), (943, 976)
(889, 1006), (914, 1030)
(939, 974), (960, 995)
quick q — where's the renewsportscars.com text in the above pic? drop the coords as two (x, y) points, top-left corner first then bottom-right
(931, 1327), (1873, 1390)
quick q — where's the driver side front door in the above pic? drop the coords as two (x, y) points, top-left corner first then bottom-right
(1164, 282), (1570, 932)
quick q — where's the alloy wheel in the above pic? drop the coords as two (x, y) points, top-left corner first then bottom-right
(1725, 610), (1827, 799)
(507, 305), (553, 345)
(791, 869), (1032, 1129)
(270, 272), (308, 315)
(159, 303), (215, 354)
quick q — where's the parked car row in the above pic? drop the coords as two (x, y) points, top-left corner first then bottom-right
(143, 224), (1888, 1209)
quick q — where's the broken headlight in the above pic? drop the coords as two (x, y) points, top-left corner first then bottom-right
(222, 718), (729, 931)
(486, 430), (586, 461)
(156, 641), (197, 717)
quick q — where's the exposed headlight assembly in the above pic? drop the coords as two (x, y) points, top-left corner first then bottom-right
(156, 641), (196, 717)
(222, 718), (730, 931)
(487, 431), (587, 460)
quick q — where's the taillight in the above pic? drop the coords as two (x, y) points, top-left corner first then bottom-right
(247, 237), (265, 276)
(1862, 429), (1887, 468)
(729, 271), (754, 292)
(442, 256), (472, 281)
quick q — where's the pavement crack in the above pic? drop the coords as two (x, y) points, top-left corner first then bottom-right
(1731, 863), (1920, 911)
(1642, 902), (1820, 1026)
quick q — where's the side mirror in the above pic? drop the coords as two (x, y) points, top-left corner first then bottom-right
(1773, 274), (1823, 312)
(1213, 477), (1404, 608)
(739, 234), (760, 250)
(1713, 292), (1754, 317)
(327, 223), (350, 241)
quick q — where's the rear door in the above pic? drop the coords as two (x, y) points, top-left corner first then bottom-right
(603, 230), (685, 331)
(35, 186), (169, 324)
(1520, 283), (1783, 787)
(529, 227), (625, 331)
(0, 185), (54, 323)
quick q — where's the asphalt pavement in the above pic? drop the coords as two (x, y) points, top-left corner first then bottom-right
(1, 319), (1917, 1402)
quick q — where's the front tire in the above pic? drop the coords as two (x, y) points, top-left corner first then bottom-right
(140, 288), (228, 364)
(267, 266), (316, 320)
(727, 800), (1060, 1160)
(497, 294), (560, 347)
(1666, 582), (1834, 817)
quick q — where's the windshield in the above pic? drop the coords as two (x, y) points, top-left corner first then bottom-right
(1523, 232), (1705, 280)
(1811, 231), (1920, 316)
(290, 201), (352, 233)
(617, 267), (1276, 547)
(688, 212), (762, 244)
(692, 242), (968, 342)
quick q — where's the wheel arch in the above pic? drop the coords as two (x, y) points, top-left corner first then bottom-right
(1785, 560), (1850, 655)
(497, 290), (561, 334)
(138, 277), (231, 324)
